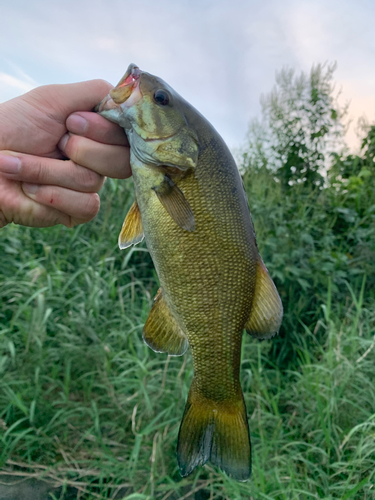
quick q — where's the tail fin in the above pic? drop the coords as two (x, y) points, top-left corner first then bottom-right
(177, 386), (251, 481)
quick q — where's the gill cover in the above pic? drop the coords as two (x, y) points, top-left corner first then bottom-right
(97, 64), (199, 238)
(98, 63), (199, 172)
(129, 70), (199, 172)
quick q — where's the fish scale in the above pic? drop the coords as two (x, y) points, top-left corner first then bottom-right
(97, 63), (283, 480)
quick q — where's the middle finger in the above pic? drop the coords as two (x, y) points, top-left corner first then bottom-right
(59, 134), (131, 179)
(0, 152), (105, 193)
(66, 111), (129, 146)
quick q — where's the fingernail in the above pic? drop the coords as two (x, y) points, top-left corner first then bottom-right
(0, 154), (21, 174)
(58, 133), (70, 152)
(23, 183), (39, 195)
(67, 114), (88, 135)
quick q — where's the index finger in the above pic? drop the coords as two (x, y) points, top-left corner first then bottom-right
(66, 111), (129, 146)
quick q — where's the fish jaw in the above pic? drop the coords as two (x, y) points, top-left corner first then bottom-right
(95, 94), (123, 124)
(95, 64), (143, 127)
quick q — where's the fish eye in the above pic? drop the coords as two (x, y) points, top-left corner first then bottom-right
(153, 89), (170, 106)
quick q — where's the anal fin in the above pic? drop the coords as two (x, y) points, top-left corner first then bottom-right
(143, 289), (189, 356)
(118, 200), (144, 249)
(245, 260), (283, 339)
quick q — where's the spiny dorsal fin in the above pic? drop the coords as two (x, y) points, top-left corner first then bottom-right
(245, 260), (283, 339)
(118, 200), (144, 249)
(153, 176), (195, 232)
(143, 288), (189, 356)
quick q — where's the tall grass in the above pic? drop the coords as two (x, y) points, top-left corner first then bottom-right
(242, 160), (375, 367)
(0, 178), (374, 499)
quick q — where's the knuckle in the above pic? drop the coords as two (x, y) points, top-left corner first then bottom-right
(93, 79), (113, 95)
(40, 185), (58, 205)
(77, 166), (104, 192)
(83, 193), (100, 219)
(28, 158), (47, 183)
(64, 134), (78, 160)
(114, 148), (131, 178)
(0, 210), (8, 228)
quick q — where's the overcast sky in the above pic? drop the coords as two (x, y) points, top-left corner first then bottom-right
(1, 0), (374, 151)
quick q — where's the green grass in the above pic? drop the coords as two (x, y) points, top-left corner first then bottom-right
(1, 180), (374, 499)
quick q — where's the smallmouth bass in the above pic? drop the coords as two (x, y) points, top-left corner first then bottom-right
(96, 64), (283, 481)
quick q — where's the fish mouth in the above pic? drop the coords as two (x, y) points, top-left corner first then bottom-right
(95, 63), (142, 113)
(115, 64), (141, 88)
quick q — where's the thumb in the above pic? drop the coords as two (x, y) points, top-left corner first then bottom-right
(33, 79), (114, 117)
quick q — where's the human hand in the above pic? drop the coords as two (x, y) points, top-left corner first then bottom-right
(0, 80), (130, 228)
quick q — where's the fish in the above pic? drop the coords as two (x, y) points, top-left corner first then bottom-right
(96, 64), (283, 481)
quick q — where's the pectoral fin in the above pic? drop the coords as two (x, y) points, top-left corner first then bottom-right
(143, 289), (189, 356)
(245, 260), (283, 339)
(153, 176), (195, 232)
(118, 200), (144, 249)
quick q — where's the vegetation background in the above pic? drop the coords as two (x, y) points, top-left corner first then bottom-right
(0, 64), (374, 499)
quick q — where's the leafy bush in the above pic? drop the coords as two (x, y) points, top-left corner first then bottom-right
(243, 63), (347, 191)
(240, 70), (375, 366)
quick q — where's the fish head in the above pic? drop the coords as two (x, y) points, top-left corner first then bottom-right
(96, 64), (199, 170)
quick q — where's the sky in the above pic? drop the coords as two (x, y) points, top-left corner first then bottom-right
(1, 0), (374, 152)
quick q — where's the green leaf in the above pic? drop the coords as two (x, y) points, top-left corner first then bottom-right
(342, 476), (370, 500)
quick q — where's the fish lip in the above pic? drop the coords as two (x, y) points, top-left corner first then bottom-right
(110, 64), (142, 105)
(95, 64), (142, 113)
(117, 63), (141, 87)
(95, 94), (117, 113)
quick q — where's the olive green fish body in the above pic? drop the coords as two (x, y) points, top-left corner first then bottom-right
(97, 64), (283, 480)
(133, 132), (257, 393)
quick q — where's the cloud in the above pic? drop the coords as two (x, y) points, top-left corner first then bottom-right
(0, 73), (37, 102)
(0, 0), (374, 150)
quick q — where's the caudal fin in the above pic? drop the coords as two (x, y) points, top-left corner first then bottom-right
(177, 386), (251, 481)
